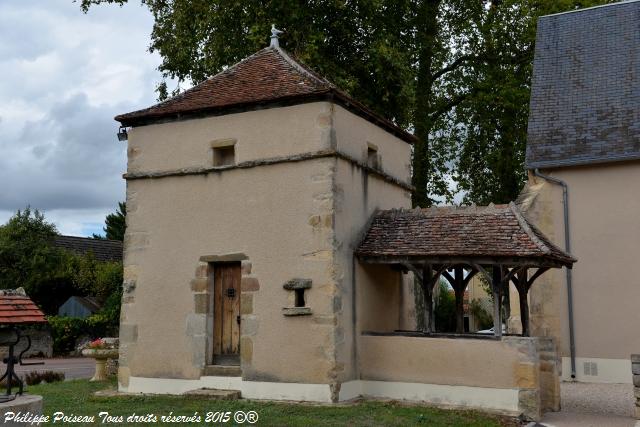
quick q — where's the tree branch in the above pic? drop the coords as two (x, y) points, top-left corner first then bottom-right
(432, 54), (479, 80)
(429, 91), (471, 122)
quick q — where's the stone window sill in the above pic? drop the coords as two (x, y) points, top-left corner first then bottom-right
(282, 307), (312, 316)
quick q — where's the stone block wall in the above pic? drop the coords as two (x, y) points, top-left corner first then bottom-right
(0, 329), (53, 359)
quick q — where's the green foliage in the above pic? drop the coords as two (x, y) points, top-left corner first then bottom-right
(0, 208), (69, 311)
(93, 202), (126, 241)
(80, 1), (615, 206)
(0, 208), (123, 351)
(47, 314), (115, 355)
(469, 299), (493, 331)
(434, 282), (456, 333)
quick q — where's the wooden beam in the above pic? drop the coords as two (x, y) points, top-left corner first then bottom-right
(526, 267), (550, 291)
(400, 262), (423, 283)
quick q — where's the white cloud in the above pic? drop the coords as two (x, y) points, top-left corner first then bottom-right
(0, 0), (165, 235)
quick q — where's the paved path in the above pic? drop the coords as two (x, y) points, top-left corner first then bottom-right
(11, 357), (94, 380)
(539, 382), (637, 427)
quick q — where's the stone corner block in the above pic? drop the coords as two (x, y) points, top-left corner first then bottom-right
(282, 307), (312, 316)
(190, 278), (208, 293)
(518, 389), (541, 422)
(241, 277), (260, 292)
(283, 278), (312, 290)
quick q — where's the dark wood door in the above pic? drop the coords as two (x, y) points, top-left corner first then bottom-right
(213, 262), (240, 365)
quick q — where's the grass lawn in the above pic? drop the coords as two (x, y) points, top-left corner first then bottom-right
(23, 379), (519, 426)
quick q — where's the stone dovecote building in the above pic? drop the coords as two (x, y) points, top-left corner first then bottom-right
(116, 45), (416, 400)
(519, 0), (640, 384)
(116, 38), (574, 420)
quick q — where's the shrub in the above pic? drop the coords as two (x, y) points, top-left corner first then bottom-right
(48, 315), (110, 355)
(24, 371), (65, 385)
(41, 371), (65, 383)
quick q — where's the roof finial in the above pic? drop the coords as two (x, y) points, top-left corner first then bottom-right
(270, 24), (283, 48)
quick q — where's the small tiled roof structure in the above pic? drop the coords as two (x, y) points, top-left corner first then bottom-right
(116, 47), (416, 144)
(526, 1), (640, 169)
(0, 289), (47, 324)
(54, 235), (123, 263)
(356, 202), (575, 267)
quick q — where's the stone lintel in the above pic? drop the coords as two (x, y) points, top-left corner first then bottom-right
(200, 253), (248, 263)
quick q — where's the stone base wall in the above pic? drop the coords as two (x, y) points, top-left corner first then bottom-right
(359, 334), (561, 421)
(632, 354), (640, 419)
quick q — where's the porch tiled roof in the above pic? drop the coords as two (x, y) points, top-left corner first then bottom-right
(0, 290), (47, 324)
(116, 47), (416, 144)
(356, 202), (575, 266)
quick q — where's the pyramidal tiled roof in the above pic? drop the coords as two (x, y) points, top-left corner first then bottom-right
(116, 47), (416, 144)
(356, 202), (576, 266)
(0, 289), (47, 325)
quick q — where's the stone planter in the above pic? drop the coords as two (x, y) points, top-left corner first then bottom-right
(82, 349), (119, 382)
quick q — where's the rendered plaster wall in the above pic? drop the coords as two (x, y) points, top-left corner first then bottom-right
(125, 102), (335, 174)
(523, 161), (640, 382)
(330, 105), (413, 385)
(119, 102), (340, 389)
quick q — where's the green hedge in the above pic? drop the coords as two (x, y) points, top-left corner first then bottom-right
(47, 314), (115, 355)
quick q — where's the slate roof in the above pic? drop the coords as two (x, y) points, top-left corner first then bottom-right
(54, 235), (123, 263)
(526, 1), (640, 169)
(356, 203), (575, 266)
(116, 47), (416, 144)
(0, 289), (47, 324)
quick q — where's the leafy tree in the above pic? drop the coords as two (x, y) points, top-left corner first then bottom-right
(80, 0), (614, 206)
(0, 208), (68, 309)
(94, 202), (126, 241)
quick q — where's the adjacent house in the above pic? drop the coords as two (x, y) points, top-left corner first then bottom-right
(54, 235), (123, 262)
(114, 31), (575, 420)
(518, 1), (640, 384)
(58, 296), (102, 318)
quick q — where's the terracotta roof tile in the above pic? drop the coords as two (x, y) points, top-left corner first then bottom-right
(116, 47), (416, 144)
(0, 293), (47, 325)
(356, 202), (576, 266)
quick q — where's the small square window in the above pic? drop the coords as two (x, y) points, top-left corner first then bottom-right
(367, 146), (379, 169)
(213, 145), (235, 166)
(295, 288), (306, 308)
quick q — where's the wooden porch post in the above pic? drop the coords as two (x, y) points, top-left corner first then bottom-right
(453, 266), (465, 334)
(422, 265), (434, 333)
(491, 265), (503, 338)
(502, 266), (511, 333)
(515, 269), (530, 337)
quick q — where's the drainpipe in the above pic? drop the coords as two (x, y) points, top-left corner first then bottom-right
(533, 169), (576, 379)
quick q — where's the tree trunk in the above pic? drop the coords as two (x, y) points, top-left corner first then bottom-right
(412, 0), (441, 208)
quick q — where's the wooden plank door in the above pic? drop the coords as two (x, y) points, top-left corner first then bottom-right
(213, 262), (241, 365)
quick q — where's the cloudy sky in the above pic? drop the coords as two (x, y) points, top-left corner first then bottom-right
(0, 0), (163, 236)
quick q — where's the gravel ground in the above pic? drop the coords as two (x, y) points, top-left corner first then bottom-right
(538, 382), (637, 427)
(560, 382), (635, 417)
(13, 357), (95, 380)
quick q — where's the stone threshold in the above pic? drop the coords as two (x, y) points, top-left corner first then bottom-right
(203, 365), (242, 377)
